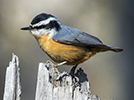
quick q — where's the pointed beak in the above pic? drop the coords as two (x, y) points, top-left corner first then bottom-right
(21, 26), (32, 30)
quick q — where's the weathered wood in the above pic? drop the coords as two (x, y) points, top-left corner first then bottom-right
(3, 54), (100, 100)
(35, 62), (100, 100)
(3, 53), (21, 100)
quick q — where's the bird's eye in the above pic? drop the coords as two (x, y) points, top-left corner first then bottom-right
(32, 25), (46, 30)
(29, 25), (33, 29)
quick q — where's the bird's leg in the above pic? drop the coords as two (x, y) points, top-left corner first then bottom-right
(56, 61), (67, 66)
(69, 65), (78, 75)
(54, 61), (67, 75)
(46, 60), (67, 75)
(69, 65), (79, 82)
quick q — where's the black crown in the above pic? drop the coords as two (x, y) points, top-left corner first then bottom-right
(31, 13), (61, 31)
(31, 13), (55, 25)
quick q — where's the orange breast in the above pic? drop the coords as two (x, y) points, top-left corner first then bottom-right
(34, 34), (96, 65)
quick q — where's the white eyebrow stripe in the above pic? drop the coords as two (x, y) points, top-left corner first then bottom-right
(32, 17), (58, 27)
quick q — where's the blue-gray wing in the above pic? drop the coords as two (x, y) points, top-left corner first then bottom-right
(52, 25), (104, 46)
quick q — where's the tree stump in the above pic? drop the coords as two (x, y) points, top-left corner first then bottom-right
(35, 62), (100, 100)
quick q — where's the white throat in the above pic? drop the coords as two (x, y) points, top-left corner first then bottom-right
(30, 28), (57, 40)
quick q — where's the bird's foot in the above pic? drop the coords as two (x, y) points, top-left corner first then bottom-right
(46, 60), (67, 75)
(54, 61), (67, 75)
(46, 60), (60, 75)
(72, 75), (79, 84)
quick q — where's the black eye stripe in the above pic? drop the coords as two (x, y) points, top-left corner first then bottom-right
(32, 21), (61, 31)
(33, 25), (47, 29)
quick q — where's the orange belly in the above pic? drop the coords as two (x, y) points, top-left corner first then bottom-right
(34, 34), (96, 65)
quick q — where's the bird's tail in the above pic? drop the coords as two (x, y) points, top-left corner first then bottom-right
(91, 45), (123, 52)
(101, 45), (123, 52)
(107, 45), (123, 52)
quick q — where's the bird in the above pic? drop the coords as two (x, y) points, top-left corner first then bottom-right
(21, 13), (123, 74)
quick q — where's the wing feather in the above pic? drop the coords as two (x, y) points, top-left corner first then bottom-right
(52, 25), (123, 52)
(52, 25), (103, 46)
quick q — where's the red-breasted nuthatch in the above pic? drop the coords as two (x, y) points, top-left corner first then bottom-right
(21, 13), (123, 74)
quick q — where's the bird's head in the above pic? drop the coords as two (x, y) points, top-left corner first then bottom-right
(21, 13), (61, 37)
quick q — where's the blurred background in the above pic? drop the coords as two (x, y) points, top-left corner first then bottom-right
(0, 0), (133, 100)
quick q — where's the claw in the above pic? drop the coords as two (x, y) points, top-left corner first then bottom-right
(54, 65), (60, 75)
(46, 60), (55, 65)
(72, 75), (79, 83)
